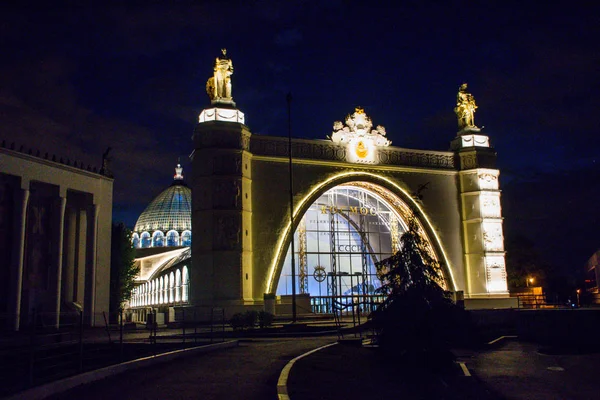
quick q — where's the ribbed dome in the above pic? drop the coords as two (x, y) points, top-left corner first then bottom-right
(134, 166), (191, 233)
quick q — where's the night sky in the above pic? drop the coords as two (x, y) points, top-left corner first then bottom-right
(2, 2), (599, 279)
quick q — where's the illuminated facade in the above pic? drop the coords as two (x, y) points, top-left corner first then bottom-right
(128, 51), (515, 320)
(186, 52), (514, 315)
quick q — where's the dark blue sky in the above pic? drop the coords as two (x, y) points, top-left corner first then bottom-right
(2, 2), (599, 273)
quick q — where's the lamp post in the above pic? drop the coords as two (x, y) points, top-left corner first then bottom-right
(576, 289), (581, 308)
(287, 92), (297, 323)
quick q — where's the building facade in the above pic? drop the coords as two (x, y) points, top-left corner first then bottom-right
(127, 51), (516, 320)
(1, 144), (113, 330)
(190, 52), (515, 315)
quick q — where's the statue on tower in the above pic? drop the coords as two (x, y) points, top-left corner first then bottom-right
(206, 49), (234, 104)
(454, 83), (478, 130)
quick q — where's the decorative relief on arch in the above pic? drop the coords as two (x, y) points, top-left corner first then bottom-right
(213, 215), (241, 250)
(213, 154), (242, 175)
(460, 153), (478, 169)
(250, 136), (454, 169)
(213, 180), (241, 209)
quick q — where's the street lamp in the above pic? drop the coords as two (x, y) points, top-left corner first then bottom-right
(526, 277), (534, 287)
(576, 289), (581, 308)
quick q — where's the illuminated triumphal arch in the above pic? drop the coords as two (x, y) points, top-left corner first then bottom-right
(189, 51), (515, 314)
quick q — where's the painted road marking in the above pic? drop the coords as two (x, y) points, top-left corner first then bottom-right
(277, 342), (338, 400)
(487, 335), (518, 345)
(459, 362), (472, 377)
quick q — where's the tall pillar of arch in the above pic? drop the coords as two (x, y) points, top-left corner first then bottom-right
(452, 129), (515, 307)
(191, 50), (253, 309)
(192, 112), (253, 307)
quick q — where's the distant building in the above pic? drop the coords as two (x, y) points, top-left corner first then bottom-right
(127, 164), (191, 323)
(585, 250), (600, 304)
(132, 163), (191, 249)
(1, 143), (113, 331)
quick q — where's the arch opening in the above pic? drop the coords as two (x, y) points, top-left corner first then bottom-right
(273, 180), (452, 311)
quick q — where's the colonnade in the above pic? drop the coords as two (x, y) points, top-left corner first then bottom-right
(129, 266), (189, 307)
(5, 182), (99, 330)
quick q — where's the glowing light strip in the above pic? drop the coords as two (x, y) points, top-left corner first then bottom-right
(266, 171), (457, 293)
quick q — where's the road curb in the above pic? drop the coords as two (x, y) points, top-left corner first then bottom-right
(4, 340), (239, 400)
(277, 342), (338, 400)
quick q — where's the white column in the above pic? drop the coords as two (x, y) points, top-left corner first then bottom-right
(11, 188), (30, 331)
(87, 204), (99, 325)
(64, 208), (77, 303)
(76, 209), (87, 304)
(54, 195), (67, 329)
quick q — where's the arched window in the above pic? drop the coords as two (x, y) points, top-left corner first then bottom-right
(141, 232), (151, 248)
(181, 230), (192, 247)
(175, 269), (181, 302)
(152, 231), (165, 247)
(182, 266), (189, 302)
(169, 272), (175, 303)
(166, 230), (180, 247)
(132, 233), (140, 248)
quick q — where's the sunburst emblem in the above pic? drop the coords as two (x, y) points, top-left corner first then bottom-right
(355, 140), (368, 158)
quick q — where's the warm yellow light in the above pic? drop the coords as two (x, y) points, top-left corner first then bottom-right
(576, 289), (581, 294)
(529, 278), (534, 284)
(265, 171), (457, 293)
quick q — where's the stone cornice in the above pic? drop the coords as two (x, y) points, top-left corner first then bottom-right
(0, 146), (113, 181)
(250, 135), (455, 169)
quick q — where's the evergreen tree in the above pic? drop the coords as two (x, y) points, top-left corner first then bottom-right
(110, 223), (139, 313)
(370, 217), (464, 368)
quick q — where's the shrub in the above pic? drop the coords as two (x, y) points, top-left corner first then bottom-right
(258, 311), (274, 328)
(243, 310), (259, 329)
(229, 313), (246, 331)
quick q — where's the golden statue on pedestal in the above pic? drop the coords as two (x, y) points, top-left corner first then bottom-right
(454, 83), (478, 129)
(206, 49), (233, 102)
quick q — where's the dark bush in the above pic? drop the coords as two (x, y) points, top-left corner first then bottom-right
(243, 310), (259, 329)
(258, 311), (274, 328)
(229, 313), (246, 331)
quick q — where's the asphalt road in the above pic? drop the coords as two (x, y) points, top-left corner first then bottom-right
(46, 336), (337, 400)
(469, 340), (600, 400)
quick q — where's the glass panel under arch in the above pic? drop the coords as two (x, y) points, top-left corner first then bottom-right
(132, 233), (140, 248)
(181, 230), (192, 247)
(166, 230), (179, 247)
(141, 232), (151, 248)
(152, 231), (165, 247)
(276, 185), (406, 310)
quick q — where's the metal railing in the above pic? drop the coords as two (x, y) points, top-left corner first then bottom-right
(0, 307), (227, 397)
(310, 295), (386, 315)
(513, 294), (569, 309)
